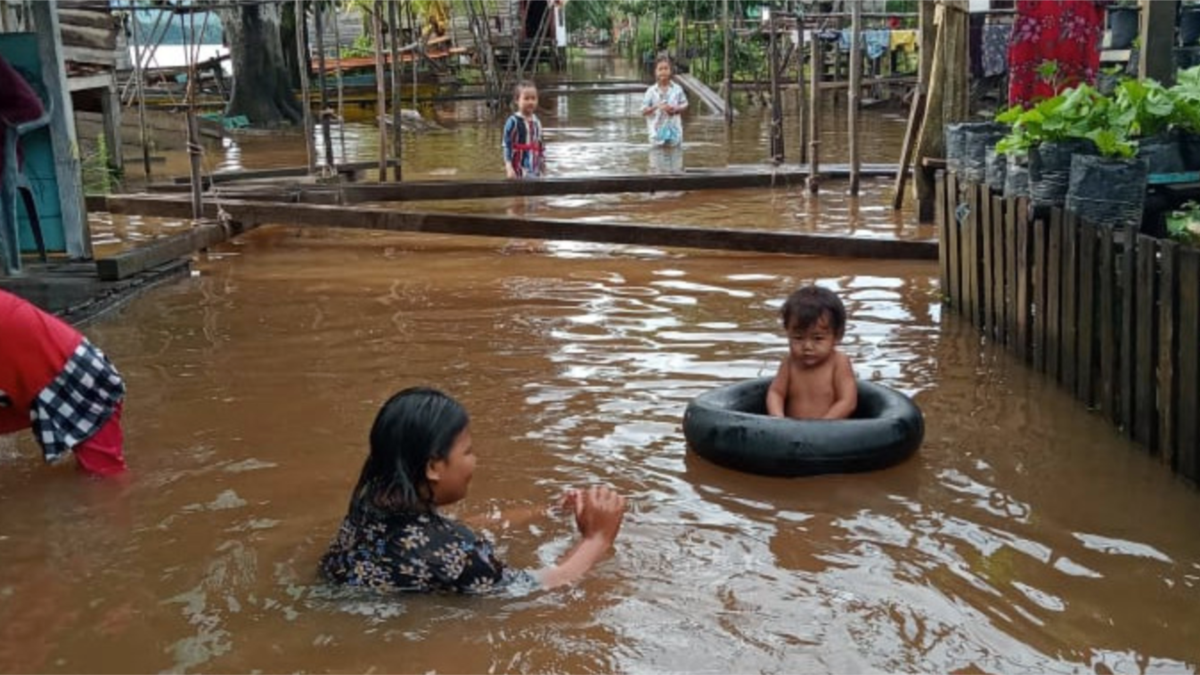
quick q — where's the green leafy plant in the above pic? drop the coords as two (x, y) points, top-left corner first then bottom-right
(1167, 200), (1200, 244)
(1110, 78), (1176, 138)
(994, 84), (1120, 155)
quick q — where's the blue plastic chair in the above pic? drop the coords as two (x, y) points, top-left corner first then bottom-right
(0, 64), (51, 275)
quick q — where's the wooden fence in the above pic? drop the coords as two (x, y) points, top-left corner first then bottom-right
(936, 172), (1200, 483)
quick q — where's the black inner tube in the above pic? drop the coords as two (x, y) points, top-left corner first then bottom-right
(682, 378), (924, 478)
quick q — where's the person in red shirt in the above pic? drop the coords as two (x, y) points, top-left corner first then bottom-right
(0, 289), (126, 475)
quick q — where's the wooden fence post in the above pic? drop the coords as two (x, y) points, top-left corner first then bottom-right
(1134, 235), (1158, 449)
(1158, 240), (1179, 467)
(1033, 217), (1047, 371)
(1176, 248), (1199, 480)
(1062, 213), (1080, 392)
(1099, 226), (1116, 422)
(1046, 210), (1063, 380)
(1078, 223), (1096, 406)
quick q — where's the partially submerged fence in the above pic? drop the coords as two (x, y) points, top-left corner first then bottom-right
(936, 172), (1200, 483)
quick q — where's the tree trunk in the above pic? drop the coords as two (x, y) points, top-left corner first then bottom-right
(217, 2), (303, 127)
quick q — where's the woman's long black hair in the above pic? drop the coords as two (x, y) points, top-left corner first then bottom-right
(350, 387), (470, 513)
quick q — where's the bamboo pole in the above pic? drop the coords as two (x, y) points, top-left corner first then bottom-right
(295, 0), (315, 174)
(314, 0), (334, 170)
(373, 1), (389, 182)
(184, 10), (202, 220)
(891, 0), (935, 209)
(848, 0), (861, 194)
(913, 0), (968, 222)
(130, 8), (152, 183)
(121, 7), (164, 104)
(389, 0), (401, 181)
(723, 0), (732, 126)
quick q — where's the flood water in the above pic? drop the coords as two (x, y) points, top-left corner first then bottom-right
(128, 56), (934, 244)
(3, 56), (1197, 673)
(2, 230), (1198, 673)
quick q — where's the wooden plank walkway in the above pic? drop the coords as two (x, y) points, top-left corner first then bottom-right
(151, 165), (907, 203)
(97, 194), (938, 261)
(673, 73), (731, 117)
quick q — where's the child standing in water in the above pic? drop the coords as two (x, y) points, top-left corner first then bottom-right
(766, 285), (858, 420)
(641, 56), (688, 173)
(503, 80), (546, 179)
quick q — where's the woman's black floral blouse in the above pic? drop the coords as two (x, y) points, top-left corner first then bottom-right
(320, 503), (538, 594)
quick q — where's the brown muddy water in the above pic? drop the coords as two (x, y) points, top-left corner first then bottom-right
(2, 57), (1195, 673)
(129, 57), (930, 245)
(1, 229), (1198, 673)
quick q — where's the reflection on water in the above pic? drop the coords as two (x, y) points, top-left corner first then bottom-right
(127, 57), (925, 248)
(1, 227), (1197, 673)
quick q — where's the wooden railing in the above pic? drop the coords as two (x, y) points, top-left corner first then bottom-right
(936, 172), (1200, 483)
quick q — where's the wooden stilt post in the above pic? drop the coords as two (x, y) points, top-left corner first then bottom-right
(333, 2), (346, 158)
(373, 0), (389, 182)
(848, 0), (861, 194)
(1140, 0), (1179, 85)
(768, 5), (783, 163)
(723, 0), (733, 126)
(31, 0), (89, 258)
(98, 79), (123, 177)
(407, 1), (418, 110)
(295, 0), (315, 174)
(797, 19), (807, 165)
(389, 0), (402, 181)
(314, 1), (334, 170)
(808, 22), (821, 193)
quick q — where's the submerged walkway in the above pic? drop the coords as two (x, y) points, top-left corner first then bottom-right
(148, 164), (906, 203)
(97, 193), (936, 261)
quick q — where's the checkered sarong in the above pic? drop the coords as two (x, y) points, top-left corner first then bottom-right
(31, 339), (125, 462)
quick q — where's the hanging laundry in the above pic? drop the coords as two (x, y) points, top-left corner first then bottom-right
(983, 23), (1013, 77)
(863, 30), (892, 60)
(837, 29), (853, 53)
(1007, 0), (1106, 107)
(889, 29), (918, 52)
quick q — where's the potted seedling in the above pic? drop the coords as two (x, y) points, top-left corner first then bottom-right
(996, 84), (1101, 208)
(1181, 1), (1200, 47)
(1166, 200), (1200, 244)
(1065, 113), (1147, 229)
(1110, 78), (1185, 176)
(1107, 0), (1139, 50)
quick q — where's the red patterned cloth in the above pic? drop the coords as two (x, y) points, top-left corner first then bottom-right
(1007, 0), (1107, 107)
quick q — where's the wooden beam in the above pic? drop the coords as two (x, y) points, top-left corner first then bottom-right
(59, 22), (116, 51)
(61, 44), (117, 66)
(1139, 0), (1178, 85)
(154, 166), (908, 199)
(96, 195), (939, 261)
(96, 219), (251, 281)
(58, 8), (120, 31)
(336, 168), (902, 202)
(67, 71), (114, 92)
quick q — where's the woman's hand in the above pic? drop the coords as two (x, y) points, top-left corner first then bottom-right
(572, 486), (626, 543)
(505, 164), (517, 179)
(537, 485), (627, 589)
